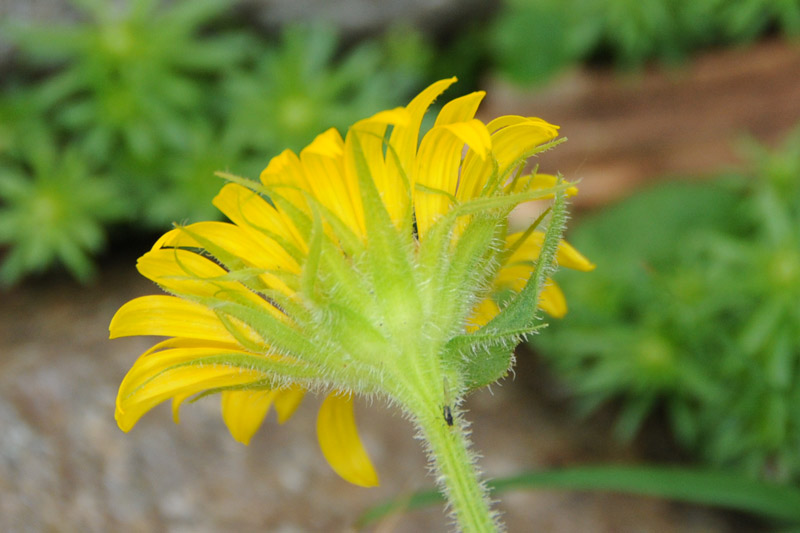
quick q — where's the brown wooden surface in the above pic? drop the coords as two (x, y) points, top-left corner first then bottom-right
(482, 39), (800, 209)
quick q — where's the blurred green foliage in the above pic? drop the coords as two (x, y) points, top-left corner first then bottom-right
(0, 135), (124, 284)
(534, 129), (800, 481)
(6, 0), (249, 163)
(0, 0), (432, 284)
(219, 23), (429, 176)
(491, 0), (800, 85)
(1, 0), (796, 284)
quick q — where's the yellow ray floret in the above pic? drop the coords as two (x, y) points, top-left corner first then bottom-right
(214, 182), (308, 255)
(414, 118), (492, 238)
(155, 221), (300, 289)
(115, 344), (267, 432)
(220, 385), (308, 445)
(506, 231), (596, 273)
(317, 393), (379, 487)
(110, 295), (239, 343)
(491, 232), (592, 319)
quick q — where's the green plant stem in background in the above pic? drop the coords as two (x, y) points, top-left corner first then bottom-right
(358, 466), (800, 529)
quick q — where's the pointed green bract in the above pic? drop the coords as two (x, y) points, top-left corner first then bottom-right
(482, 181), (568, 333)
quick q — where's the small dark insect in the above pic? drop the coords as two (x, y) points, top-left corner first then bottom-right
(442, 377), (454, 426)
(443, 405), (454, 426)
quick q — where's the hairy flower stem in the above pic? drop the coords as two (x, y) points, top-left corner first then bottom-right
(394, 352), (500, 532)
(414, 402), (499, 532)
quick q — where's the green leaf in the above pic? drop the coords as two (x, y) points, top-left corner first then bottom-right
(357, 465), (800, 528)
(448, 326), (544, 391)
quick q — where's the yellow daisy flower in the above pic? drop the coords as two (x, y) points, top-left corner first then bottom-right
(110, 77), (589, 529)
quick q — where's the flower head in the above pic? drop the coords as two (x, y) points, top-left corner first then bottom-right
(110, 78), (592, 490)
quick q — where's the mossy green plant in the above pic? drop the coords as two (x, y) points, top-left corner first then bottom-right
(534, 128), (800, 481)
(0, 136), (126, 284)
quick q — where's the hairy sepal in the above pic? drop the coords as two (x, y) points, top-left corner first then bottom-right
(434, 215), (506, 342)
(206, 299), (323, 363)
(347, 132), (422, 343)
(453, 183), (569, 390)
(446, 325), (545, 391)
(485, 182), (568, 336)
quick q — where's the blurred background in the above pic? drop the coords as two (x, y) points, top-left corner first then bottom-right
(1, 0), (799, 531)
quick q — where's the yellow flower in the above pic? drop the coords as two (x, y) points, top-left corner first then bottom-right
(109, 77), (588, 493)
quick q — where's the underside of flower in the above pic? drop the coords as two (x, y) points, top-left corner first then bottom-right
(110, 77), (592, 530)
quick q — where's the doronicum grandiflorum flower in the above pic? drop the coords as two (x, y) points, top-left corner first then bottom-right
(110, 77), (593, 532)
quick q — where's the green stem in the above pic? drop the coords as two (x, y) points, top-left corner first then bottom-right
(406, 389), (500, 532)
(419, 407), (498, 531)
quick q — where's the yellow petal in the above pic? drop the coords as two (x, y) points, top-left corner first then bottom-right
(485, 115), (558, 135)
(414, 120), (491, 238)
(261, 149), (310, 194)
(304, 127), (345, 158)
(171, 392), (193, 424)
(387, 77), (457, 200)
(462, 116), (560, 194)
(136, 248), (227, 297)
(492, 252), (571, 317)
(155, 220), (300, 276)
(214, 183), (307, 255)
(142, 337), (244, 355)
(274, 386), (306, 424)
(490, 119), (560, 178)
(393, 77), (456, 164)
(156, 222), (298, 298)
(555, 240), (595, 272)
(443, 120), (492, 160)
(221, 389), (278, 445)
(494, 263), (529, 293)
(116, 345), (263, 432)
(258, 149), (314, 249)
(302, 128), (365, 237)
(434, 91), (485, 126)
(109, 295), (237, 342)
(137, 248), (284, 321)
(507, 231), (595, 272)
(317, 393), (379, 487)
(348, 108), (412, 226)
(539, 281), (567, 318)
(356, 107), (410, 129)
(527, 173), (579, 197)
(466, 297), (501, 332)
